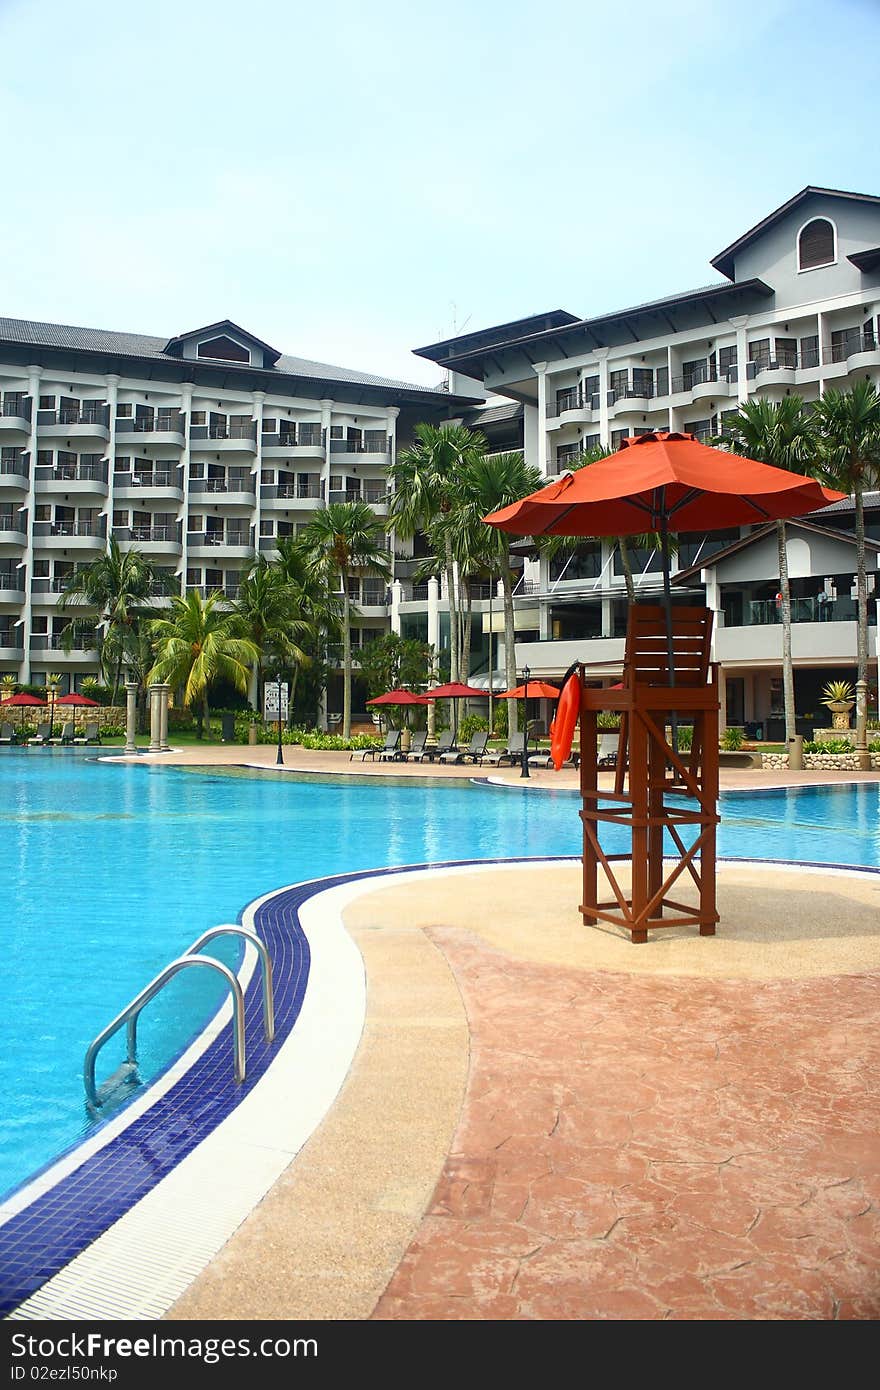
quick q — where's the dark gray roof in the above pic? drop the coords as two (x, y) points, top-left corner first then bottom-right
(815, 490), (879, 516)
(463, 400), (523, 426)
(711, 186), (880, 280)
(0, 315), (462, 398)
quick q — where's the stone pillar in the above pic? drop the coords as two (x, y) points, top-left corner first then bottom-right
(427, 575), (440, 739)
(124, 681), (139, 754)
(855, 678), (870, 770)
(158, 683), (171, 751)
(148, 684), (162, 752)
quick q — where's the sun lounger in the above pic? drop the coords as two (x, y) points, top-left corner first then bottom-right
(412, 730), (456, 762)
(0, 721), (16, 745)
(400, 730), (428, 761)
(377, 730), (404, 762)
(350, 729), (398, 762)
(49, 721), (75, 745)
(482, 732), (526, 766)
(28, 722), (51, 746)
(73, 720), (101, 745)
(439, 730), (489, 764)
(597, 732), (620, 768)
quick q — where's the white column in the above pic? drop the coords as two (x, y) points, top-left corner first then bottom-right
(104, 374), (120, 553)
(124, 680), (138, 754)
(601, 540), (614, 636)
(391, 577), (402, 636)
(158, 683), (170, 751)
(148, 684), (162, 751)
(427, 575), (440, 738)
(386, 405), (399, 464)
(252, 390), (265, 565)
(320, 399), (334, 503)
(179, 384), (193, 594)
(594, 348), (610, 446)
(817, 309), (828, 394)
(729, 316), (750, 405)
(666, 345), (675, 431)
(534, 362), (548, 475)
(20, 365), (42, 683)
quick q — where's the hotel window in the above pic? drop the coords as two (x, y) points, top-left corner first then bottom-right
(262, 418), (277, 432)
(39, 395), (55, 410)
(718, 345), (737, 376)
(116, 403), (132, 417)
(188, 515), (203, 532)
(632, 368), (653, 396)
(800, 334), (820, 368)
(261, 468), (274, 484)
(35, 505), (51, 521)
(775, 337), (797, 367)
(583, 375), (600, 400)
(37, 450), (53, 467)
(609, 369), (629, 396)
(112, 510), (129, 527)
(798, 218), (835, 271)
(655, 365), (669, 396)
(330, 425), (344, 439)
(186, 568), (201, 587)
(33, 559), (49, 578)
(191, 411), (206, 426)
(748, 339), (771, 368)
(260, 519), (275, 536)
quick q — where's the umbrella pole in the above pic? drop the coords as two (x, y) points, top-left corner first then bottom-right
(659, 509), (679, 754)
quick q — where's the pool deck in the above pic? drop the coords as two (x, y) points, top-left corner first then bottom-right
(135, 748), (878, 1322)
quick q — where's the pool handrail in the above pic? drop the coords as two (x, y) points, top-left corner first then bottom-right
(184, 925), (275, 1044)
(84, 955), (246, 1110)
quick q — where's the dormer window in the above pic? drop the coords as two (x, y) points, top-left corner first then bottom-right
(798, 218), (836, 271)
(197, 335), (250, 364)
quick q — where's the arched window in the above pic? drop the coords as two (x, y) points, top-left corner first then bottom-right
(197, 335), (250, 363)
(798, 218), (836, 271)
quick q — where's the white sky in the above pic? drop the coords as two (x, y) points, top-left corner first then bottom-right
(1, 0), (879, 387)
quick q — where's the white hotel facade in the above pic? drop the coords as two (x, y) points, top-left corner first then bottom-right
(0, 317), (475, 707)
(417, 186), (880, 737)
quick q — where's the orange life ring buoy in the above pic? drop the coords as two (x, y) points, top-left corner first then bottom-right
(549, 670), (580, 770)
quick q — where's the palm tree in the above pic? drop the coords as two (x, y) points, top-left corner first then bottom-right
(296, 502), (390, 739)
(387, 422), (486, 691)
(233, 558), (310, 708)
(58, 538), (169, 703)
(274, 537), (343, 724)
(458, 450), (543, 737)
(146, 590), (258, 738)
(812, 380), (880, 689)
(719, 397), (819, 743)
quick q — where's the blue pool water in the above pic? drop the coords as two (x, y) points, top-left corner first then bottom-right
(1, 752), (878, 1200)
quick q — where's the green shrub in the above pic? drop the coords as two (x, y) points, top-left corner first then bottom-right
(492, 700), (508, 738)
(458, 714), (489, 743)
(675, 724), (693, 752)
(721, 727), (744, 751)
(597, 711), (621, 730)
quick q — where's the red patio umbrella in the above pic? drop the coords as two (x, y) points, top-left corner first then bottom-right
(484, 431), (845, 683)
(423, 681), (488, 744)
(496, 679), (560, 699)
(1, 691), (46, 735)
(366, 689), (431, 705)
(55, 691), (99, 738)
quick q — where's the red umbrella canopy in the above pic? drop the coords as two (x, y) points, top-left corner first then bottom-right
(367, 689), (431, 705)
(54, 693), (99, 707)
(424, 682), (487, 699)
(483, 431), (845, 538)
(497, 680), (560, 700)
(1, 693), (45, 706)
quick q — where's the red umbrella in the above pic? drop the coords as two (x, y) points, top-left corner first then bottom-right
(496, 680), (560, 700)
(55, 691), (99, 738)
(367, 689), (430, 705)
(1, 691), (46, 735)
(484, 431), (845, 683)
(424, 682), (486, 699)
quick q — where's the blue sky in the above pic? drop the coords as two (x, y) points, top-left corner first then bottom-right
(1, 0), (878, 386)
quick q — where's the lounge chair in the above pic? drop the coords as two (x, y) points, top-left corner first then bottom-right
(28, 722), (51, 746)
(483, 732), (526, 767)
(350, 729), (398, 762)
(377, 730), (404, 762)
(49, 721), (75, 745)
(73, 720), (101, 745)
(400, 730), (428, 761)
(597, 732), (620, 768)
(439, 730), (489, 765)
(412, 730), (456, 762)
(529, 747), (579, 770)
(0, 721), (16, 745)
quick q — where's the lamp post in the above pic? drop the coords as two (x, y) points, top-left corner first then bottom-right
(520, 664), (531, 780)
(276, 670), (284, 766)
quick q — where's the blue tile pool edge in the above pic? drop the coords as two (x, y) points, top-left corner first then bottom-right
(3, 850), (879, 1319)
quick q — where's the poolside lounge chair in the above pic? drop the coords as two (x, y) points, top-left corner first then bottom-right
(377, 730), (404, 762)
(529, 746), (579, 770)
(49, 721), (75, 746)
(439, 730), (489, 765)
(350, 729), (398, 762)
(482, 732), (526, 767)
(597, 732), (619, 768)
(0, 721), (16, 744)
(412, 730), (456, 762)
(28, 722), (51, 746)
(73, 720), (101, 745)
(400, 730), (428, 761)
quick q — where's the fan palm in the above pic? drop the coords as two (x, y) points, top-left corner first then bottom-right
(719, 397), (819, 742)
(296, 502), (390, 738)
(458, 450), (543, 737)
(146, 590), (259, 738)
(812, 380), (880, 688)
(58, 538), (169, 702)
(387, 422), (485, 690)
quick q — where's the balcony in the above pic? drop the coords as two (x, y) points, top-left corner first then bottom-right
(0, 571), (25, 603)
(189, 475), (256, 504)
(32, 519), (107, 548)
(513, 634), (627, 677)
(185, 583), (240, 602)
(115, 414), (186, 447)
(824, 333), (880, 373)
(187, 528), (254, 558)
(546, 390), (598, 423)
(261, 428), (323, 456)
(669, 366), (737, 400)
(0, 627), (24, 659)
(328, 487), (388, 507)
(261, 481), (323, 504)
(38, 406), (110, 442)
(190, 423), (257, 453)
(113, 467), (184, 501)
(114, 524), (183, 556)
(329, 438), (390, 459)
(0, 514), (27, 545)
(0, 399), (32, 434)
(0, 455), (30, 490)
(30, 632), (99, 660)
(36, 460), (109, 496)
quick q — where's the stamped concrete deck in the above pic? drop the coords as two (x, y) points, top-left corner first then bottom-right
(159, 748), (880, 1321)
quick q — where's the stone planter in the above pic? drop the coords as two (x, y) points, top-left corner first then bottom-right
(825, 701), (855, 730)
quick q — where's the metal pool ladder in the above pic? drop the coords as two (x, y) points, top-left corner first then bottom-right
(84, 926), (275, 1112)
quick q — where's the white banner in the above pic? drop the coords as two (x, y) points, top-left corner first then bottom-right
(263, 682), (289, 720)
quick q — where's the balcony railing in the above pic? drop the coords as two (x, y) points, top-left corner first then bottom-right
(328, 488), (387, 505)
(38, 406), (110, 428)
(116, 414), (185, 433)
(0, 455), (30, 478)
(0, 572), (25, 590)
(187, 530), (252, 548)
(115, 524), (182, 543)
(0, 629), (24, 648)
(36, 461), (108, 483)
(729, 596), (867, 626)
(329, 438), (390, 454)
(189, 476), (256, 494)
(0, 516), (27, 536)
(190, 423), (257, 443)
(828, 333), (878, 364)
(30, 632), (98, 651)
(32, 520), (106, 539)
(113, 468), (182, 488)
(264, 481), (322, 499)
(1, 399), (32, 422)
(261, 426), (323, 448)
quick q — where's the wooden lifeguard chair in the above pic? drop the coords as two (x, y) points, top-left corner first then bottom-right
(578, 604), (720, 943)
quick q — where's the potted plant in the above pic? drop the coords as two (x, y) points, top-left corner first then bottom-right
(820, 679), (856, 730)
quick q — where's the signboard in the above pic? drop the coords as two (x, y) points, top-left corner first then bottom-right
(263, 681), (289, 720)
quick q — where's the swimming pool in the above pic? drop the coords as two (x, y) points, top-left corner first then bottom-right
(1, 752), (878, 1202)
